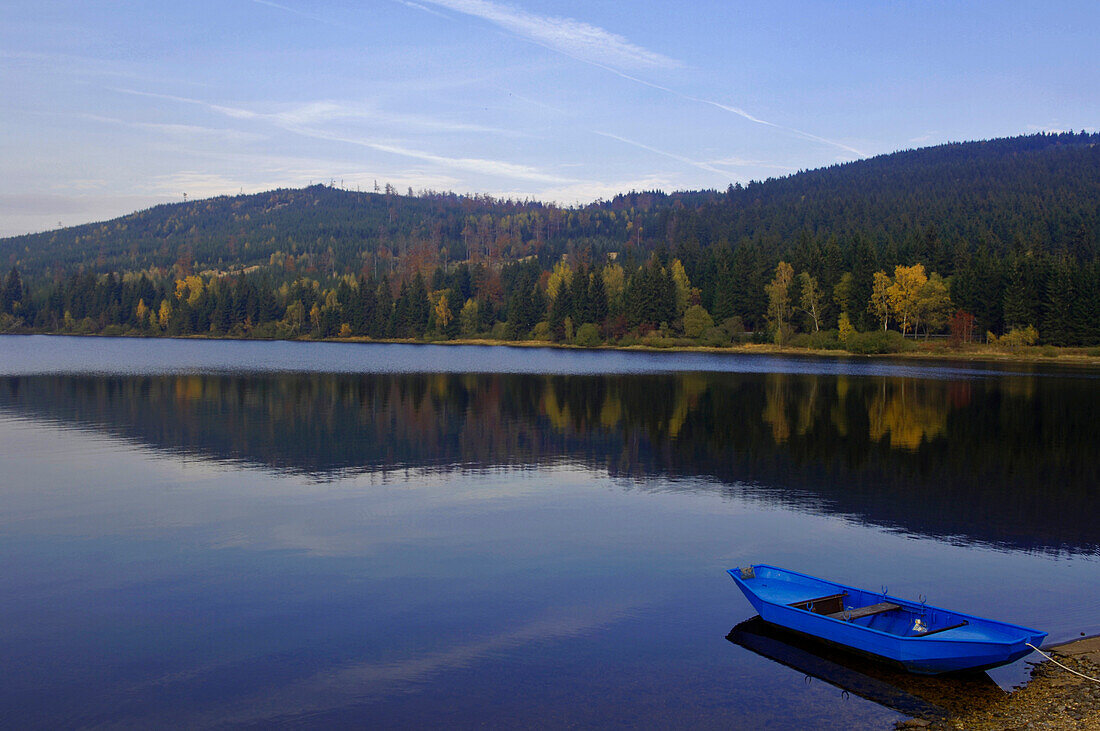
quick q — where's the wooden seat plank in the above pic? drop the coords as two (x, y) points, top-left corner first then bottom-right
(828, 601), (900, 620)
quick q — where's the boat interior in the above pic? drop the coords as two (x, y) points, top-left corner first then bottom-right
(743, 565), (973, 638)
(790, 587), (969, 637)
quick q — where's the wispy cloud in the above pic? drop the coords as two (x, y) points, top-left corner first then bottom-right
(263, 100), (522, 136)
(249, 0), (350, 29)
(394, 0), (450, 19)
(418, 0), (679, 70)
(706, 156), (795, 172)
(112, 89), (521, 136)
(407, 1), (862, 157)
(592, 68), (865, 157)
(595, 132), (727, 177)
(111, 88), (569, 184)
(294, 129), (571, 183)
(77, 113), (265, 143)
(253, 1), (860, 159)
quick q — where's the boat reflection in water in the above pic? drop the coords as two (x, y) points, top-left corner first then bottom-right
(727, 617), (1006, 722)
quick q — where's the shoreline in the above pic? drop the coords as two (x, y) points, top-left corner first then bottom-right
(5, 330), (1100, 369)
(901, 636), (1100, 729)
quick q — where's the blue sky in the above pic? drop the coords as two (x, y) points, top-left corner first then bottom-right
(1, 0), (1097, 236)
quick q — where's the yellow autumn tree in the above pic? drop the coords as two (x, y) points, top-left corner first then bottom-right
(158, 299), (172, 330)
(546, 261), (572, 302)
(175, 275), (204, 307)
(602, 263), (625, 310)
(886, 264), (928, 335)
(869, 271), (893, 330)
(670, 259), (691, 315)
(434, 292), (453, 331)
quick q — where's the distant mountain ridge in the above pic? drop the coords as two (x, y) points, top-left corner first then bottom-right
(2, 131), (1098, 279)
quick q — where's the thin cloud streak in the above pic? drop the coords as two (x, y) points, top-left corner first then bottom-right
(400, 0), (864, 158)
(111, 88), (571, 184)
(394, 0), (450, 19)
(707, 156), (795, 172)
(418, 0), (679, 70)
(77, 113), (265, 143)
(595, 132), (727, 176)
(112, 89), (522, 136)
(254, 0), (860, 158)
(249, 0), (349, 28)
(597, 66), (865, 157)
(294, 129), (572, 184)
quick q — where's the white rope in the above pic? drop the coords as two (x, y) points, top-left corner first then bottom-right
(1026, 643), (1100, 684)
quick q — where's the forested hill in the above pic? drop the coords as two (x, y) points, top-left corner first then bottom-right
(2, 131), (1098, 279)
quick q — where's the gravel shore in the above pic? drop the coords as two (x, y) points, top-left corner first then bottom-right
(896, 637), (1100, 730)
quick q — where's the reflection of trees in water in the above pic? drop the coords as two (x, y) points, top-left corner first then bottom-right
(865, 379), (950, 450)
(1, 370), (1097, 553)
(761, 374), (821, 444)
(760, 374), (950, 450)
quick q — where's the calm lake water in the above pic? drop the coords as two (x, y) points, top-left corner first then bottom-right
(0, 335), (1097, 728)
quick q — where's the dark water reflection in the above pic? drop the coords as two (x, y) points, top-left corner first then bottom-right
(2, 370), (1097, 554)
(727, 618), (1007, 722)
(1, 339), (1098, 728)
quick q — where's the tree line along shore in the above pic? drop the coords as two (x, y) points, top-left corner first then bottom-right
(2, 239), (1100, 359)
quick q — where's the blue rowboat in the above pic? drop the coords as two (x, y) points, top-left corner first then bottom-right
(728, 564), (1046, 675)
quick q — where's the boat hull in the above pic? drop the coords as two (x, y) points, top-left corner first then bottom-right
(730, 565), (1046, 675)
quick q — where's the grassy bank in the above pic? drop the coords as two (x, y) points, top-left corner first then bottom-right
(7, 327), (1100, 368)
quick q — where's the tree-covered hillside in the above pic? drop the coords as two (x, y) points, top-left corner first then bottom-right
(1, 132), (1099, 347)
(3, 132), (1098, 280)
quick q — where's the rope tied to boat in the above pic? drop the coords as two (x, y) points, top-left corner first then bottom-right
(1026, 643), (1100, 684)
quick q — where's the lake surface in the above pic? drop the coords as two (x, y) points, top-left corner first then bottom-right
(1, 335), (1097, 728)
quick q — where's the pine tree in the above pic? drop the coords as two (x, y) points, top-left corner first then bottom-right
(1042, 259), (1076, 345)
(570, 264), (591, 325)
(588, 267), (608, 327)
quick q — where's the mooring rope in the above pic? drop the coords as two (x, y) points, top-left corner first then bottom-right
(1026, 643), (1100, 684)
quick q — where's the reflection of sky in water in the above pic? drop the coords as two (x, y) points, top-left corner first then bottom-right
(1, 411), (1098, 727)
(0, 337), (1098, 726)
(3, 334), (1096, 379)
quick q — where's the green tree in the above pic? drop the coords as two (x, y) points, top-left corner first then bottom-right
(832, 272), (853, 319)
(1, 267), (23, 314)
(915, 272), (953, 337)
(683, 304), (714, 338)
(459, 298), (480, 336)
(574, 322), (601, 347)
(765, 261), (794, 343)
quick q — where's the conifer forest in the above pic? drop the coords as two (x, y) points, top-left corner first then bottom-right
(2, 132), (1099, 351)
